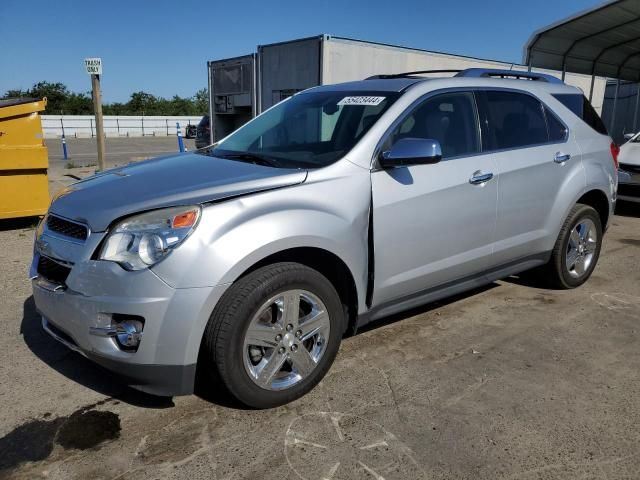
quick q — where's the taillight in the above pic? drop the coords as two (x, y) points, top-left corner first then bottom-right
(610, 142), (620, 170)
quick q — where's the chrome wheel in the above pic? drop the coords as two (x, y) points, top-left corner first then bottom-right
(565, 218), (597, 278)
(242, 289), (330, 391)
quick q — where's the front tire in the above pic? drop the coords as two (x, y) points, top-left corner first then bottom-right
(200, 262), (344, 408)
(544, 203), (602, 289)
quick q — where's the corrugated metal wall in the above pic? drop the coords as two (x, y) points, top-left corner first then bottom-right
(259, 38), (321, 112)
(601, 81), (640, 144)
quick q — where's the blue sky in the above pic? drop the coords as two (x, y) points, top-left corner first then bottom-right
(1, 0), (601, 103)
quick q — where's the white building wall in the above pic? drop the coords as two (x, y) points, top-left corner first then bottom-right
(322, 37), (607, 113)
(41, 115), (203, 139)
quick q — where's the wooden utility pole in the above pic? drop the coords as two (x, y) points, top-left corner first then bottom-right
(91, 74), (106, 171)
(84, 57), (105, 171)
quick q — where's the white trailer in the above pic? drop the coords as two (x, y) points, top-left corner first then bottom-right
(207, 35), (607, 142)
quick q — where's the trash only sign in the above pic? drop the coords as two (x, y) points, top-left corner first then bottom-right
(84, 58), (102, 75)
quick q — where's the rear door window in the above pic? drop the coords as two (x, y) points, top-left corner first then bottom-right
(482, 91), (549, 150)
(544, 107), (568, 143)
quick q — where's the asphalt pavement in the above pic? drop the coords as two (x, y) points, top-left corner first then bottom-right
(0, 139), (638, 479)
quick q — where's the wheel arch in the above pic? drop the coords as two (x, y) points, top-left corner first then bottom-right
(234, 247), (360, 335)
(576, 188), (611, 230)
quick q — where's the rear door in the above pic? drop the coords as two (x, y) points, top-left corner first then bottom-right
(477, 90), (579, 263)
(371, 91), (498, 306)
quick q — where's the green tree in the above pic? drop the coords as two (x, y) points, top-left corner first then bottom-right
(128, 91), (157, 115)
(193, 88), (208, 115)
(28, 82), (70, 114)
(2, 82), (207, 116)
(3, 88), (27, 98)
(64, 91), (93, 114)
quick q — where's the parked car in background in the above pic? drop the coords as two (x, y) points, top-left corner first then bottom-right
(195, 115), (210, 149)
(31, 69), (617, 408)
(184, 123), (197, 139)
(618, 132), (640, 203)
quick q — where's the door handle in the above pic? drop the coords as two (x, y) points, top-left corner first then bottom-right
(554, 152), (571, 163)
(469, 171), (494, 185)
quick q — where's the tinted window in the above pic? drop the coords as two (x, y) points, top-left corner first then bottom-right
(581, 97), (608, 135)
(389, 91), (480, 159)
(484, 91), (548, 150)
(552, 94), (608, 135)
(545, 107), (568, 142)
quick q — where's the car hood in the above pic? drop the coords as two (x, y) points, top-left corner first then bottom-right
(619, 142), (640, 167)
(49, 152), (307, 231)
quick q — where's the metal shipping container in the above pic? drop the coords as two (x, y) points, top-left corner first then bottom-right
(207, 54), (257, 142)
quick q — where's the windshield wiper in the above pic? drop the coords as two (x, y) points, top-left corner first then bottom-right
(216, 152), (282, 168)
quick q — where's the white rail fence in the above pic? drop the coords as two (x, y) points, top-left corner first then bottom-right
(41, 115), (203, 139)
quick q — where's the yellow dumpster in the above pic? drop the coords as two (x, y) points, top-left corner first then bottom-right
(0, 97), (49, 219)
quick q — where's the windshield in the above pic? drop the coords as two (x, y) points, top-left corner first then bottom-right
(201, 90), (400, 169)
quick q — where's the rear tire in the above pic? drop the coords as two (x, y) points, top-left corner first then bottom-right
(543, 203), (602, 289)
(200, 262), (344, 408)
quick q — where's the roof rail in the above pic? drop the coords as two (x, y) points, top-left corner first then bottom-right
(366, 69), (461, 80)
(455, 68), (564, 84)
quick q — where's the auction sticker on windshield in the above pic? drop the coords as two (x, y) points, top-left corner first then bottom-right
(337, 96), (386, 106)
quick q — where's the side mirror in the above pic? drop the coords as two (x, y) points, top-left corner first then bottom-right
(623, 132), (635, 141)
(380, 138), (442, 168)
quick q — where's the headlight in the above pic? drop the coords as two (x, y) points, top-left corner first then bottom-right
(99, 205), (201, 270)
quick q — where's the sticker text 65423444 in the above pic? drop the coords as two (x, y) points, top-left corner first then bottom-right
(337, 96), (386, 106)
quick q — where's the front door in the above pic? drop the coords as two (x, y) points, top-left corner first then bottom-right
(371, 91), (498, 307)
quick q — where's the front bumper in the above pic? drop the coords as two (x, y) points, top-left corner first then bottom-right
(618, 164), (640, 203)
(31, 253), (226, 396)
(41, 316), (196, 396)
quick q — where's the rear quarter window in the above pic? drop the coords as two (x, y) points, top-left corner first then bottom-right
(552, 94), (608, 136)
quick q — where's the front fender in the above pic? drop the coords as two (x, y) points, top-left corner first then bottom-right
(152, 164), (371, 302)
(152, 165), (372, 366)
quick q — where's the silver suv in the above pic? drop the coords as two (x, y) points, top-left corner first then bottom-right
(31, 69), (618, 408)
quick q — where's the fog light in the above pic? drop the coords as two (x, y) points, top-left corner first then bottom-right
(115, 320), (143, 349)
(88, 314), (145, 351)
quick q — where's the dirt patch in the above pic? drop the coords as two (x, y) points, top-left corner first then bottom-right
(0, 402), (120, 473)
(56, 410), (121, 450)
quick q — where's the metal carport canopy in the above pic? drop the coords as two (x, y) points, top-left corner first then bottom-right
(524, 0), (640, 87)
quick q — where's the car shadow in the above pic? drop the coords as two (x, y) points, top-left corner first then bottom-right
(21, 296), (174, 409)
(615, 201), (640, 218)
(0, 217), (40, 232)
(499, 267), (557, 290)
(387, 167), (414, 185)
(356, 282), (499, 334)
